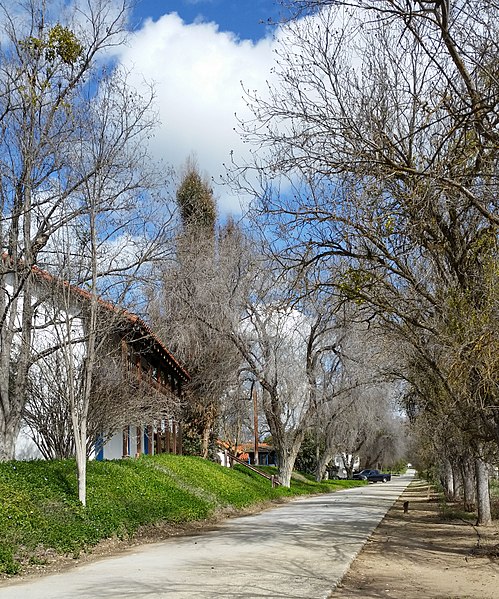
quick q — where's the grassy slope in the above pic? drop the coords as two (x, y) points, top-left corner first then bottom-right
(0, 454), (364, 575)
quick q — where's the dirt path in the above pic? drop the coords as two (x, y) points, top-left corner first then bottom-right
(332, 480), (499, 599)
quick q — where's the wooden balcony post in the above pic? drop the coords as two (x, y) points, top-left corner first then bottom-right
(146, 425), (153, 455)
(172, 421), (177, 454)
(165, 423), (170, 454)
(136, 425), (142, 457)
(123, 426), (129, 457)
(136, 355), (142, 382)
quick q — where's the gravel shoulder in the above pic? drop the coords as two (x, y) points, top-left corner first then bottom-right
(332, 479), (499, 599)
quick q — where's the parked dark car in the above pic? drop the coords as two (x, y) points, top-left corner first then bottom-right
(352, 469), (391, 483)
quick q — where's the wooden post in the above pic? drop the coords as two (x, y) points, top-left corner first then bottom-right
(136, 355), (142, 382)
(165, 423), (170, 453)
(145, 425), (153, 455)
(123, 426), (129, 457)
(136, 425), (142, 457)
(172, 421), (177, 454)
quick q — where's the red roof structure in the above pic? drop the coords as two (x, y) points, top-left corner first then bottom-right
(29, 264), (190, 382)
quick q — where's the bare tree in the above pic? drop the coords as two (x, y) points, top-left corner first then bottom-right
(215, 262), (353, 487)
(310, 320), (404, 480)
(151, 214), (244, 459)
(0, 0), (155, 462)
(233, 0), (498, 521)
(57, 62), (173, 505)
(0, 2), (179, 511)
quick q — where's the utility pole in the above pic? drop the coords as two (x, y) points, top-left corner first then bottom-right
(252, 383), (259, 466)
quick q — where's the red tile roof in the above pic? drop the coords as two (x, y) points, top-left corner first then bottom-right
(29, 264), (190, 381)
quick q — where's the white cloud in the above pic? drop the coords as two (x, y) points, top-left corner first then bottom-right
(116, 13), (277, 214)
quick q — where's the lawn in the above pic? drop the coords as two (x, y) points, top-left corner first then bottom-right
(0, 454), (364, 575)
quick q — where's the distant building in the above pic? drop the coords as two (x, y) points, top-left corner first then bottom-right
(331, 454), (361, 478)
(217, 441), (277, 467)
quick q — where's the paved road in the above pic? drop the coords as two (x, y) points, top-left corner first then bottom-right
(0, 472), (414, 599)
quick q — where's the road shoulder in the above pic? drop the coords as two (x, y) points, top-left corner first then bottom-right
(332, 479), (499, 599)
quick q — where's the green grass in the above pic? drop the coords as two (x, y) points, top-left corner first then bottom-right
(438, 501), (477, 522)
(0, 455), (364, 575)
(490, 478), (499, 497)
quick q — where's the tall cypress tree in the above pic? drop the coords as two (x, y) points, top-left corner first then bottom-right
(176, 159), (216, 235)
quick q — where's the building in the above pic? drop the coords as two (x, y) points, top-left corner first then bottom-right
(12, 265), (189, 460)
(217, 441), (277, 467)
(96, 309), (190, 460)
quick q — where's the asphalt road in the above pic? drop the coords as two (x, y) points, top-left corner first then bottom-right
(0, 471), (414, 599)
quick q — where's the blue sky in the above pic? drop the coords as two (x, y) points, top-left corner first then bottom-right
(113, 0), (295, 213)
(132, 0), (283, 41)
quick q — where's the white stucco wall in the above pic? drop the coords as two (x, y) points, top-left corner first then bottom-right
(15, 429), (43, 460)
(102, 431), (123, 460)
(6, 275), (87, 460)
(101, 426), (155, 460)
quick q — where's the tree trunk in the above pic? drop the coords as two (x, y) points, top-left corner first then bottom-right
(201, 417), (212, 459)
(73, 413), (87, 507)
(461, 458), (476, 512)
(315, 447), (335, 482)
(0, 352), (22, 459)
(441, 459), (456, 502)
(0, 284), (34, 462)
(475, 457), (492, 526)
(76, 446), (87, 507)
(278, 454), (294, 488)
(277, 434), (304, 487)
(453, 465), (463, 501)
(342, 453), (356, 479)
(0, 423), (18, 461)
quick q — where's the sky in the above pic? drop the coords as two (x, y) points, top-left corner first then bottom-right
(115, 0), (288, 214)
(132, 1), (284, 41)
